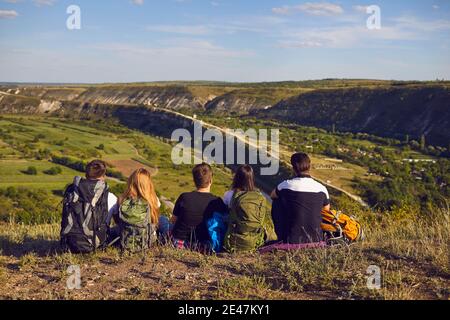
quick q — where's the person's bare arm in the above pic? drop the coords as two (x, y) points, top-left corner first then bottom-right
(170, 195), (182, 224)
(323, 187), (331, 211)
(270, 189), (278, 200)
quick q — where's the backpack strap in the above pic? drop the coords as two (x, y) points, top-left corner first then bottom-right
(73, 176), (82, 187)
(81, 180), (107, 250)
(61, 177), (83, 236)
(146, 204), (151, 225)
(230, 190), (244, 210)
(91, 180), (106, 207)
(231, 190), (265, 211)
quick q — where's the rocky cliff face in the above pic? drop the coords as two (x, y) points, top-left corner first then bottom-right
(205, 92), (271, 114)
(76, 86), (203, 110)
(12, 85), (204, 111)
(0, 92), (194, 139)
(0, 93), (40, 113)
(257, 86), (450, 146)
(1, 83), (449, 147)
(5, 85), (280, 115)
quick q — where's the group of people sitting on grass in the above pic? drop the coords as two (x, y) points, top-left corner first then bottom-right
(60, 152), (331, 254)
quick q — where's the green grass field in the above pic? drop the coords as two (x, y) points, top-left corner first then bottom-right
(0, 159), (80, 190)
(0, 116), (230, 203)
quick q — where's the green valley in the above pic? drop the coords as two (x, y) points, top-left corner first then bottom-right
(0, 81), (448, 301)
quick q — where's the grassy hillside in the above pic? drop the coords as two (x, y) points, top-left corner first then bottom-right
(0, 83), (449, 300)
(259, 86), (450, 147)
(0, 208), (448, 300)
(0, 116), (231, 224)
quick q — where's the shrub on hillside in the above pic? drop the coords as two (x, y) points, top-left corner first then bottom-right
(51, 155), (85, 172)
(51, 155), (125, 181)
(109, 183), (127, 196)
(0, 187), (59, 224)
(44, 166), (62, 175)
(23, 166), (38, 175)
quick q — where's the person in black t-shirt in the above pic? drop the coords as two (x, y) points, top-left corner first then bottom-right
(271, 153), (331, 244)
(171, 163), (227, 248)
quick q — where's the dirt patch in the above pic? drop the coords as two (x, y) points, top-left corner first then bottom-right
(0, 248), (324, 300)
(0, 139), (8, 147)
(107, 159), (157, 178)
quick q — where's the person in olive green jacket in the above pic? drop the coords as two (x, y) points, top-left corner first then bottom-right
(223, 165), (277, 253)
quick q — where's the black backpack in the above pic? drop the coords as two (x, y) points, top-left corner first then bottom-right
(60, 177), (110, 254)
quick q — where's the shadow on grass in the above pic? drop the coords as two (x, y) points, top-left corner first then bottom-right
(51, 189), (65, 197)
(362, 247), (450, 279)
(0, 236), (61, 258)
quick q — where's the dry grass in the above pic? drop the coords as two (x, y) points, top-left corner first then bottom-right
(0, 209), (448, 300)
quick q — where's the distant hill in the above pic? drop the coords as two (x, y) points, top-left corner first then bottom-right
(1, 80), (449, 146)
(257, 86), (450, 147)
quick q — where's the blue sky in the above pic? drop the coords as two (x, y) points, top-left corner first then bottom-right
(0, 0), (449, 83)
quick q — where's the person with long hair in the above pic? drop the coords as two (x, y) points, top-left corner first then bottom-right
(223, 164), (256, 208)
(113, 168), (162, 251)
(119, 168), (160, 224)
(223, 165), (276, 253)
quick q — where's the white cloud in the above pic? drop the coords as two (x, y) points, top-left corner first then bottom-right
(353, 5), (368, 13)
(93, 39), (254, 59)
(146, 25), (210, 35)
(278, 40), (323, 48)
(278, 24), (420, 49)
(131, 0), (144, 5)
(32, 0), (56, 6)
(432, 5), (439, 10)
(277, 14), (450, 49)
(298, 2), (344, 16)
(393, 16), (450, 32)
(273, 2), (344, 16)
(145, 17), (284, 36)
(272, 6), (291, 15)
(0, 9), (18, 19)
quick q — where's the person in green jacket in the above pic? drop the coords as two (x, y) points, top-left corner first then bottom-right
(223, 165), (277, 253)
(112, 168), (161, 252)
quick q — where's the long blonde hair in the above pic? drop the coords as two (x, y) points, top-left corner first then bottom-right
(120, 168), (159, 224)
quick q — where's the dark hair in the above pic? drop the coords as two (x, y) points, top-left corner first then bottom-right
(192, 163), (213, 189)
(232, 165), (256, 192)
(291, 153), (311, 175)
(86, 160), (107, 180)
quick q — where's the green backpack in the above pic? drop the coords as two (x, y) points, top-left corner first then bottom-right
(224, 191), (277, 253)
(118, 198), (157, 253)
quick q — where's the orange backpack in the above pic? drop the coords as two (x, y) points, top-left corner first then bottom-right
(321, 209), (364, 244)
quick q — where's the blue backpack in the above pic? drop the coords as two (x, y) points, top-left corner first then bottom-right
(206, 211), (228, 253)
